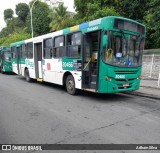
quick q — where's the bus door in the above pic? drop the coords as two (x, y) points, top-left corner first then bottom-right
(82, 31), (101, 91)
(16, 46), (21, 75)
(34, 43), (42, 78)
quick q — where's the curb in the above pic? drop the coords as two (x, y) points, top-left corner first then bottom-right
(122, 87), (160, 100)
(141, 85), (160, 90)
(124, 91), (160, 100)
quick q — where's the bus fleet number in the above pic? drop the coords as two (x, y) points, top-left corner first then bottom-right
(115, 75), (125, 79)
(63, 62), (73, 68)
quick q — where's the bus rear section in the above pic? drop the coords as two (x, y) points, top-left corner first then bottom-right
(0, 46), (12, 73)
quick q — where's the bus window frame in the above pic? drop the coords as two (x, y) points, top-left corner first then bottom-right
(26, 42), (33, 59)
(114, 18), (145, 35)
(66, 31), (82, 59)
(11, 46), (16, 59)
(21, 44), (26, 59)
(43, 37), (53, 59)
(53, 35), (66, 59)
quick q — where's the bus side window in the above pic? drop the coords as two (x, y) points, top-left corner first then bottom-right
(27, 42), (33, 59)
(53, 36), (65, 58)
(67, 32), (81, 58)
(11, 46), (16, 59)
(44, 38), (53, 59)
(25, 44), (28, 58)
(21, 44), (26, 59)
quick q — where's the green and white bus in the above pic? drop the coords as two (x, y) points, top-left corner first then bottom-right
(0, 46), (12, 73)
(11, 16), (146, 95)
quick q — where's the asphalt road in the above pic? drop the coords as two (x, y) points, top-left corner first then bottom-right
(0, 73), (160, 153)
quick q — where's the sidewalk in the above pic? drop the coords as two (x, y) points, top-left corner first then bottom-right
(125, 80), (160, 100)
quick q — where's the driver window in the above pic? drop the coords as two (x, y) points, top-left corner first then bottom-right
(104, 32), (115, 63)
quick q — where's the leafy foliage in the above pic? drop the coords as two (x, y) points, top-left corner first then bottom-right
(0, 18), (25, 38)
(0, 27), (11, 38)
(16, 3), (30, 23)
(144, 0), (160, 48)
(4, 9), (14, 21)
(74, 0), (119, 23)
(49, 3), (74, 31)
(84, 2), (119, 21)
(0, 0), (160, 49)
(26, 1), (50, 37)
(114, 0), (149, 22)
(74, 0), (160, 49)
(0, 29), (31, 46)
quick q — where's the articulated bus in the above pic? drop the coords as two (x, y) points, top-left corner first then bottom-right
(0, 46), (12, 73)
(11, 16), (146, 95)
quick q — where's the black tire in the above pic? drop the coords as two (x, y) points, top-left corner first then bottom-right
(25, 69), (31, 82)
(66, 75), (78, 95)
(1, 65), (4, 74)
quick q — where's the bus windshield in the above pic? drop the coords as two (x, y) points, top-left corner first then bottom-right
(4, 51), (11, 61)
(103, 31), (145, 67)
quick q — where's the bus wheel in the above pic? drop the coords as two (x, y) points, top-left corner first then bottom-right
(25, 69), (31, 82)
(66, 75), (77, 95)
(1, 66), (5, 74)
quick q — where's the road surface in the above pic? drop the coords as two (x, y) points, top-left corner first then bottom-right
(0, 73), (160, 153)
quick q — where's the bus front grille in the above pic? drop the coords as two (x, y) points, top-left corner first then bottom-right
(115, 70), (138, 74)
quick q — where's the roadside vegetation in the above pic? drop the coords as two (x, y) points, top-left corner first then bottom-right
(0, 0), (159, 49)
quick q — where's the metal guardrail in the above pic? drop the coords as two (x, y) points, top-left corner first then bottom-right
(158, 71), (160, 87)
(142, 54), (160, 79)
(142, 54), (160, 87)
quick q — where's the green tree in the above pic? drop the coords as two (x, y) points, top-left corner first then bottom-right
(0, 29), (31, 46)
(8, 17), (25, 31)
(0, 17), (25, 38)
(49, 3), (74, 31)
(85, 1), (119, 21)
(74, 0), (119, 23)
(0, 27), (11, 38)
(16, 3), (30, 23)
(115, 0), (149, 22)
(1, 5), (26, 38)
(74, 0), (89, 19)
(144, 0), (160, 48)
(26, 1), (50, 37)
(4, 9), (14, 21)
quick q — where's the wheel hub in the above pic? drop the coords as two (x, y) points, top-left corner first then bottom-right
(68, 80), (74, 91)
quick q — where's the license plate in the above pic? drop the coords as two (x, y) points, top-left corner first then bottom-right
(123, 84), (129, 87)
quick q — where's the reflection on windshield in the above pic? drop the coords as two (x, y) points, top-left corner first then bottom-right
(104, 31), (144, 67)
(4, 52), (11, 61)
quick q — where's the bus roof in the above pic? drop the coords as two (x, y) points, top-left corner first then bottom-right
(10, 41), (25, 47)
(10, 16), (146, 46)
(0, 46), (11, 51)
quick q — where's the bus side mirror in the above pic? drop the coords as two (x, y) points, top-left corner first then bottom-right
(103, 35), (108, 48)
